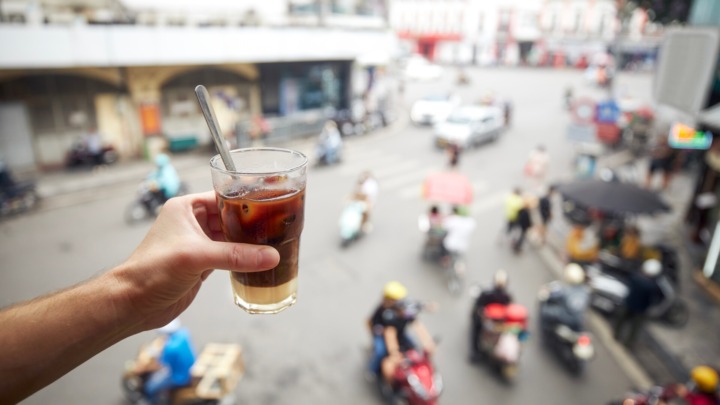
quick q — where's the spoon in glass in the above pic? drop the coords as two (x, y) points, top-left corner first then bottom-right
(195, 84), (236, 172)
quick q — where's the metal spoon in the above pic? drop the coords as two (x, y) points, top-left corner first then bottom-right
(195, 84), (236, 172)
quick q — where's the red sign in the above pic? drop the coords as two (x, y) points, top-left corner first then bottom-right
(140, 103), (162, 136)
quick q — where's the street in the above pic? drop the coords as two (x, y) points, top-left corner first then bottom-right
(1, 67), (655, 404)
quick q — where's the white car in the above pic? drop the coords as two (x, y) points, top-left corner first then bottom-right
(403, 56), (444, 81)
(410, 94), (460, 126)
(433, 105), (505, 149)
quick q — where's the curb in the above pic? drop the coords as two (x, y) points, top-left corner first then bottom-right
(34, 110), (410, 202)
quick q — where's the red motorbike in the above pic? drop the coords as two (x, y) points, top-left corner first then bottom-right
(379, 349), (443, 405)
(65, 140), (118, 168)
(608, 385), (677, 405)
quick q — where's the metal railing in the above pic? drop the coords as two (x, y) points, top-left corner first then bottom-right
(234, 109), (328, 147)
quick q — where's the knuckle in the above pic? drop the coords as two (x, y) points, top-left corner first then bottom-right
(228, 244), (253, 270)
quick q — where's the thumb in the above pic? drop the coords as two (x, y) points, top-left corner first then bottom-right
(198, 241), (280, 273)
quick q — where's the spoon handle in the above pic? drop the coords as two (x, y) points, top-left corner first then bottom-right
(195, 84), (237, 172)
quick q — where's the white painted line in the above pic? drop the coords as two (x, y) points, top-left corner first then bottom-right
(338, 153), (404, 177)
(470, 191), (506, 215)
(373, 160), (423, 179)
(398, 184), (422, 200)
(380, 168), (433, 189)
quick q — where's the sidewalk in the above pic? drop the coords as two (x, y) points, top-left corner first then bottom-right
(539, 153), (720, 386)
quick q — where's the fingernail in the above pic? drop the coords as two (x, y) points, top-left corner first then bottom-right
(258, 247), (280, 268)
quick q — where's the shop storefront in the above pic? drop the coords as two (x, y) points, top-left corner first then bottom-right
(0, 72), (127, 169)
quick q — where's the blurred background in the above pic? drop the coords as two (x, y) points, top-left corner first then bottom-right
(4, 0), (720, 404)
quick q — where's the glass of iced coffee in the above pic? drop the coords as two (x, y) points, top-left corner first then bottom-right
(210, 148), (307, 314)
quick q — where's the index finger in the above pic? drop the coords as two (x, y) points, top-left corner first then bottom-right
(189, 190), (220, 215)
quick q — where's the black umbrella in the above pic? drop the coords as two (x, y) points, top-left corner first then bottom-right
(556, 179), (670, 216)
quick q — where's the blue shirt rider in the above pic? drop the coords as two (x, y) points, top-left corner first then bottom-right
(144, 319), (196, 403)
(147, 153), (181, 202)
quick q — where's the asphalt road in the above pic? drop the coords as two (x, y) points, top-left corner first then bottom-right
(1, 67), (655, 404)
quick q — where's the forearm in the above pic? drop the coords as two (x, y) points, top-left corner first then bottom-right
(412, 322), (435, 350)
(0, 271), (139, 404)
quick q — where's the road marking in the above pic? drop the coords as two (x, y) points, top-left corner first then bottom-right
(373, 160), (424, 179)
(470, 191), (506, 215)
(338, 152), (404, 177)
(381, 168), (434, 189)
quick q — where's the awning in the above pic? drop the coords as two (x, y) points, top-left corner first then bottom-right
(700, 103), (720, 130)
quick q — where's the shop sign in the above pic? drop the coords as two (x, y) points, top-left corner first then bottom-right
(668, 122), (712, 150)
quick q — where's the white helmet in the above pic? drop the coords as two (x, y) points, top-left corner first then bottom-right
(157, 318), (181, 335)
(642, 259), (662, 277)
(563, 263), (585, 285)
(493, 270), (508, 289)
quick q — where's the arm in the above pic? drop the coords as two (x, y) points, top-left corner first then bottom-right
(410, 321), (436, 355)
(384, 326), (400, 357)
(0, 191), (279, 404)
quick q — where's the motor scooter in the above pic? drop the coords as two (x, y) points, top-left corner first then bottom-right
(468, 294), (528, 382)
(0, 178), (39, 217)
(125, 180), (189, 225)
(418, 214), (465, 295)
(376, 349), (443, 405)
(366, 300), (443, 405)
(607, 384), (678, 405)
(586, 264), (689, 328)
(315, 139), (343, 167)
(537, 282), (595, 375)
(65, 139), (118, 168)
(339, 199), (367, 248)
(122, 339), (243, 405)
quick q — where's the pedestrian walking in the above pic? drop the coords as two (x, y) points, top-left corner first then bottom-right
(523, 145), (549, 192)
(645, 136), (680, 191)
(499, 188), (524, 244)
(613, 259), (663, 347)
(447, 142), (461, 168)
(513, 199), (533, 254)
(536, 185), (557, 245)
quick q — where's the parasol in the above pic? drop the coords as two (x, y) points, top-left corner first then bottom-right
(556, 179), (670, 216)
(422, 171), (474, 205)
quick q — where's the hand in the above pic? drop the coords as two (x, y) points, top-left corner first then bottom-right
(112, 191), (280, 332)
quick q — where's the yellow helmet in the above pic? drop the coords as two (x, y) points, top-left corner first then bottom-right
(692, 366), (719, 393)
(383, 281), (408, 301)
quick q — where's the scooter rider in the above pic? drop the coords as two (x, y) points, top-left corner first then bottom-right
(540, 263), (590, 332)
(470, 270), (513, 360)
(441, 205), (476, 266)
(146, 153), (181, 210)
(372, 282), (436, 388)
(316, 121), (343, 165)
(136, 318), (196, 403)
(674, 366), (720, 405)
(367, 281), (407, 378)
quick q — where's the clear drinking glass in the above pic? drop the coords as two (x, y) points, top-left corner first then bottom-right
(210, 148), (307, 314)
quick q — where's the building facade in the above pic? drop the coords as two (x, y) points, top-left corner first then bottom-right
(0, 0), (395, 171)
(388, 0), (661, 68)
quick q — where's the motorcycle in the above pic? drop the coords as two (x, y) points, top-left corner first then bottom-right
(122, 338), (243, 405)
(65, 140), (119, 168)
(1, 179), (39, 217)
(468, 294), (528, 382)
(586, 263), (690, 328)
(607, 384), (677, 405)
(367, 300), (443, 405)
(537, 282), (595, 375)
(315, 139), (343, 167)
(418, 214), (465, 295)
(339, 199), (367, 248)
(125, 181), (189, 225)
(376, 349), (443, 405)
